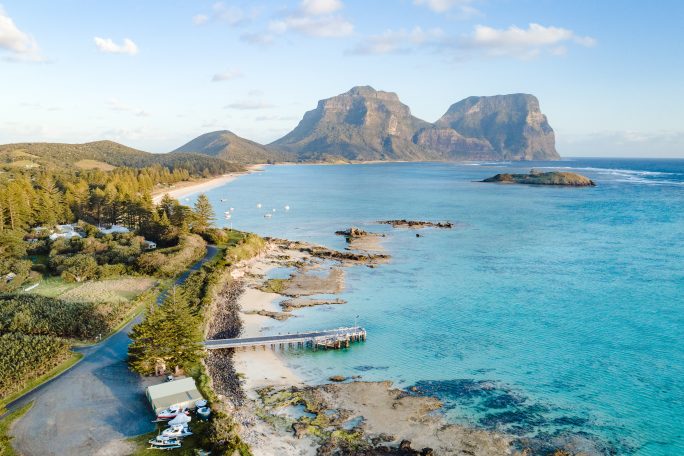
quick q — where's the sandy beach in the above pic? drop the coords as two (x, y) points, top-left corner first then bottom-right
(152, 164), (265, 204)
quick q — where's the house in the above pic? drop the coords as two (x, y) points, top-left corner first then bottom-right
(145, 377), (203, 414)
(143, 240), (157, 250)
(99, 224), (130, 235)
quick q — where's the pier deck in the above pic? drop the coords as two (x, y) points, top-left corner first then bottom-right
(204, 326), (366, 350)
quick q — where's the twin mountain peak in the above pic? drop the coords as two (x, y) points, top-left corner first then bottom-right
(176, 86), (559, 163)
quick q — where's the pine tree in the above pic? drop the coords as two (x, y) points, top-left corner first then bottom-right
(193, 194), (214, 233)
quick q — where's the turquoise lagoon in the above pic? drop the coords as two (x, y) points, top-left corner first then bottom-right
(195, 159), (683, 455)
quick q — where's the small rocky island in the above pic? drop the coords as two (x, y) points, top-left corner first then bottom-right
(482, 170), (596, 187)
(379, 220), (454, 229)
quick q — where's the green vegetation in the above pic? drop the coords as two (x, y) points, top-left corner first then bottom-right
(0, 141), (240, 175)
(0, 402), (33, 456)
(482, 170), (596, 186)
(129, 228), (265, 455)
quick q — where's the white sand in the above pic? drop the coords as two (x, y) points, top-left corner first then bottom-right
(152, 164), (265, 204)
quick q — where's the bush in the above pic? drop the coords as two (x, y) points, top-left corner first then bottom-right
(0, 332), (71, 399)
(0, 294), (109, 340)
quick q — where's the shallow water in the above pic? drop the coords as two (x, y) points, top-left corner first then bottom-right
(199, 159), (684, 455)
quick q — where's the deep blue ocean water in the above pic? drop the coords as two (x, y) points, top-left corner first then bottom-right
(195, 159), (683, 455)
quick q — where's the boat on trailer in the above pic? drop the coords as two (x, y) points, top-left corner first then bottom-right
(161, 423), (193, 438)
(148, 435), (182, 450)
(155, 404), (189, 421)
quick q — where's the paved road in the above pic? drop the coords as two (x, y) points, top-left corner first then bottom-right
(204, 327), (365, 349)
(7, 245), (219, 456)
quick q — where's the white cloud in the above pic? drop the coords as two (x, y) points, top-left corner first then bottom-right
(225, 100), (274, 110)
(350, 27), (445, 55)
(193, 2), (261, 27)
(464, 23), (596, 59)
(94, 37), (139, 55)
(269, 14), (353, 37)
(0, 6), (44, 62)
(300, 0), (343, 15)
(414, 0), (480, 17)
(244, 0), (352, 43)
(212, 68), (244, 82)
(106, 98), (149, 117)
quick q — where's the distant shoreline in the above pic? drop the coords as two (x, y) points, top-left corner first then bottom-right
(152, 163), (265, 203)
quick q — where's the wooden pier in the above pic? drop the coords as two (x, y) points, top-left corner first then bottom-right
(204, 326), (366, 351)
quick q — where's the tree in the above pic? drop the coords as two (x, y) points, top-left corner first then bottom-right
(193, 194), (215, 233)
(59, 254), (99, 282)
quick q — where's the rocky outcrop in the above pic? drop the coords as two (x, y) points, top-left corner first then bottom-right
(280, 298), (347, 312)
(434, 94), (559, 160)
(271, 87), (560, 162)
(271, 86), (433, 161)
(379, 220), (453, 229)
(482, 170), (596, 186)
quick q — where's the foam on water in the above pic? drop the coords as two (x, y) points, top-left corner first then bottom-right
(201, 158), (684, 455)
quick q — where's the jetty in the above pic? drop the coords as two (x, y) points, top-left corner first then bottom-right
(204, 326), (366, 351)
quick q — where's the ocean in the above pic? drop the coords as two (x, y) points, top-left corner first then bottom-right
(196, 158), (683, 455)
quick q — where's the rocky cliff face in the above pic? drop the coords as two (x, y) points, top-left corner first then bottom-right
(271, 86), (433, 161)
(272, 88), (559, 161)
(173, 130), (288, 164)
(433, 94), (559, 160)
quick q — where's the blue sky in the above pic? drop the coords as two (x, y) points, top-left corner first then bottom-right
(1, 0), (683, 157)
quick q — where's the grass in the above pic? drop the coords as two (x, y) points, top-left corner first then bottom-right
(129, 420), (211, 455)
(0, 352), (82, 411)
(29, 276), (80, 298)
(0, 402), (33, 456)
(259, 278), (288, 294)
(74, 159), (116, 171)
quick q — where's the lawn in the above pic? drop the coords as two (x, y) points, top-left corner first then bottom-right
(31, 277), (156, 303)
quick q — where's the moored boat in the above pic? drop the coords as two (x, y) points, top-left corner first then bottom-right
(148, 435), (182, 450)
(156, 404), (188, 421)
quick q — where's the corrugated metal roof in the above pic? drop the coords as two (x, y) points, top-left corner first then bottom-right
(146, 377), (200, 401)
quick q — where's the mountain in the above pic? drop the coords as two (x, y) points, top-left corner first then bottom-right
(172, 130), (288, 164)
(270, 87), (559, 161)
(271, 86), (434, 161)
(432, 94), (559, 160)
(0, 140), (241, 174)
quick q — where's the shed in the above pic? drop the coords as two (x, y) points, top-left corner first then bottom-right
(145, 377), (203, 414)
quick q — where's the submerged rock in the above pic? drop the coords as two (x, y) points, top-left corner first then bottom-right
(379, 220), (453, 229)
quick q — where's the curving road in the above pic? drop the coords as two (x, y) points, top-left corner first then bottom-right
(5, 245), (219, 456)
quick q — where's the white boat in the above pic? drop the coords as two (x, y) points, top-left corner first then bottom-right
(284, 205), (290, 211)
(225, 214), (231, 219)
(148, 435), (182, 449)
(162, 424), (192, 438)
(256, 203), (262, 208)
(264, 213), (272, 218)
(168, 412), (191, 426)
(229, 207), (234, 212)
(220, 198), (227, 202)
(156, 404), (188, 421)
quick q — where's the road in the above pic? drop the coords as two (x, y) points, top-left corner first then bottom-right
(204, 327), (365, 349)
(6, 245), (219, 456)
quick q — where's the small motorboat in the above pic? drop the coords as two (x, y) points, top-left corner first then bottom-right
(168, 412), (191, 426)
(162, 424), (193, 438)
(284, 205), (290, 211)
(256, 203), (262, 208)
(264, 213), (272, 218)
(220, 198), (227, 202)
(229, 207), (234, 212)
(156, 404), (188, 421)
(197, 406), (211, 420)
(148, 435), (182, 450)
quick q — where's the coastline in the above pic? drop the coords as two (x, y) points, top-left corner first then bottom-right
(218, 238), (516, 455)
(152, 163), (265, 203)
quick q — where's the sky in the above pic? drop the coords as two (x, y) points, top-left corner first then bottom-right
(1, 0), (683, 158)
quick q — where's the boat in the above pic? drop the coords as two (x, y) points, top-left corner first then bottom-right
(156, 404), (188, 421)
(264, 213), (272, 218)
(220, 198), (227, 202)
(256, 203), (262, 208)
(197, 406), (211, 420)
(195, 399), (208, 408)
(168, 412), (191, 426)
(284, 205), (290, 211)
(225, 214), (231, 219)
(148, 435), (182, 450)
(229, 207), (234, 212)
(161, 424), (193, 438)
(272, 208), (276, 212)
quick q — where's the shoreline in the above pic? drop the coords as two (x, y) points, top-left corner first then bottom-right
(152, 163), (265, 203)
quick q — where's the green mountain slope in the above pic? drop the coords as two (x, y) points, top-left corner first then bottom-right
(172, 130), (288, 164)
